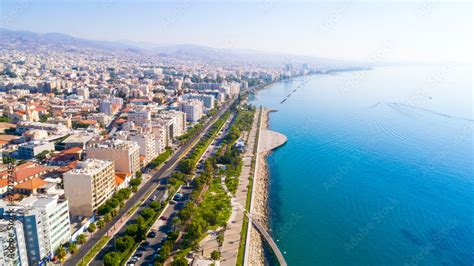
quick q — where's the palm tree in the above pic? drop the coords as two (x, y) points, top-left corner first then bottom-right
(77, 234), (87, 245)
(56, 246), (67, 263)
(69, 243), (78, 255)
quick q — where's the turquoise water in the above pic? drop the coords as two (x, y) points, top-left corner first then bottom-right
(249, 66), (473, 265)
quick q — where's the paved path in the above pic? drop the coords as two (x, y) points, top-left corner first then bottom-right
(258, 129), (287, 153)
(244, 108), (287, 266)
(219, 109), (259, 265)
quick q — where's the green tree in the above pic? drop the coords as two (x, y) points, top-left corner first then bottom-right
(125, 224), (138, 237)
(98, 204), (112, 215)
(56, 245), (67, 262)
(171, 257), (188, 266)
(140, 208), (155, 220)
(177, 159), (194, 174)
(211, 250), (221, 261)
(130, 178), (141, 187)
(2, 156), (15, 164)
(136, 215), (145, 225)
(103, 213), (112, 222)
(77, 233), (87, 245)
(216, 234), (224, 247)
(97, 219), (105, 229)
(135, 171), (143, 179)
(149, 201), (161, 210)
(103, 251), (122, 266)
(69, 242), (78, 254)
(116, 235), (134, 252)
(88, 222), (96, 233)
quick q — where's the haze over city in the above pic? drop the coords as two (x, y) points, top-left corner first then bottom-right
(0, 1), (472, 266)
(1, 0), (472, 63)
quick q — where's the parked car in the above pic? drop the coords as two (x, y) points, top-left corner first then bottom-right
(148, 231), (156, 238)
(160, 216), (167, 221)
(170, 200), (177, 204)
(150, 196), (157, 201)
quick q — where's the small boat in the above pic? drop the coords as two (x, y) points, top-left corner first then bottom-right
(293, 89), (296, 92)
(287, 94), (291, 97)
(280, 99), (287, 104)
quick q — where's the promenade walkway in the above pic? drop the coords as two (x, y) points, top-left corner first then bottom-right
(219, 108), (259, 265)
(220, 108), (287, 266)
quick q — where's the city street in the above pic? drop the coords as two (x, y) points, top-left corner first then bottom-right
(65, 98), (236, 266)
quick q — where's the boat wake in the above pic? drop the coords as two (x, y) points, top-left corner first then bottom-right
(369, 102), (474, 123)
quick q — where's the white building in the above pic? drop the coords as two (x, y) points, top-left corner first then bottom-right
(181, 99), (204, 123)
(127, 110), (151, 127)
(63, 159), (115, 217)
(86, 139), (140, 175)
(0, 220), (28, 266)
(155, 110), (186, 145)
(128, 132), (158, 165)
(0, 194), (71, 265)
(18, 141), (55, 159)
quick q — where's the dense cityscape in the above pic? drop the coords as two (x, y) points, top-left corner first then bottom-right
(1, 1), (471, 266)
(0, 33), (312, 266)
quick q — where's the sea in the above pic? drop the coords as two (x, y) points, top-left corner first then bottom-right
(249, 65), (473, 265)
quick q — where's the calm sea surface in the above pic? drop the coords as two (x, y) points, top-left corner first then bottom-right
(249, 65), (473, 265)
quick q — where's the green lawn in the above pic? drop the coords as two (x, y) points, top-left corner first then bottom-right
(77, 236), (111, 266)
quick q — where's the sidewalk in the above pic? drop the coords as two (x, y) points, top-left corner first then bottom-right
(219, 109), (260, 265)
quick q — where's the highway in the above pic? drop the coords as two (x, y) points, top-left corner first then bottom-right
(135, 112), (236, 265)
(65, 97), (236, 266)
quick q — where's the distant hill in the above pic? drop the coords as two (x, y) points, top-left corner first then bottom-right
(0, 28), (361, 68)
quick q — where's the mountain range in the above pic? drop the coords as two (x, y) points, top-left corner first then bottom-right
(0, 28), (361, 68)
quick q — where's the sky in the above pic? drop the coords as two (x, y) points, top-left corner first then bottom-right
(0, 0), (472, 63)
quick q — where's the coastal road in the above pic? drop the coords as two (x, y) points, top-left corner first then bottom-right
(137, 112), (236, 265)
(65, 97), (236, 266)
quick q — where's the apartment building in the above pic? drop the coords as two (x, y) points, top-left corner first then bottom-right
(63, 159), (115, 217)
(86, 139), (140, 175)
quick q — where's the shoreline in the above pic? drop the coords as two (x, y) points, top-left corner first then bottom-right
(248, 108), (286, 265)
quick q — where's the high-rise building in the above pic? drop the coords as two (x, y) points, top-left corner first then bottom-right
(86, 139), (140, 175)
(128, 132), (158, 164)
(0, 220), (28, 266)
(181, 94), (215, 109)
(155, 110), (186, 144)
(63, 159), (115, 217)
(0, 194), (71, 265)
(127, 110), (151, 127)
(181, 99), (204, 122)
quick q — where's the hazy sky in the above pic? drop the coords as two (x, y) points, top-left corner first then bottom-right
(1, 0), (472, 63)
